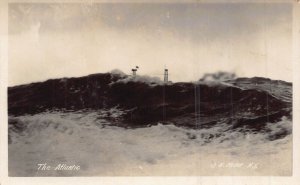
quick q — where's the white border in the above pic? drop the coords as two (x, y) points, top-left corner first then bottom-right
(0, 0), (299, 184)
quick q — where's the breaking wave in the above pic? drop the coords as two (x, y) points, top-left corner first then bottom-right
(8, 110), (292, 176)
(8, 72), (293, 176)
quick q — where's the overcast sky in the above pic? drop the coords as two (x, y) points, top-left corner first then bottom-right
(8, 2), (292, 86)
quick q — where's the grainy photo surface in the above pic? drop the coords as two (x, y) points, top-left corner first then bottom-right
(8, 2), (292, 176)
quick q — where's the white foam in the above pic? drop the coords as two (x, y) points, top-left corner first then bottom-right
(110, 69), (127, 77)
(8, 111), (292, 176)
(111, 75), (164, 86)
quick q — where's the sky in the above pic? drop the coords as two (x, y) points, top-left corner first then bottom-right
(8, 2), (293, 86)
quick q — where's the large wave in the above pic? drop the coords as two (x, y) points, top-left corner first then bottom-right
(8, 72), (292, 176)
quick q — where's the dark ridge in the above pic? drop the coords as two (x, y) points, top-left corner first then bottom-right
(8, 73), (292, 132)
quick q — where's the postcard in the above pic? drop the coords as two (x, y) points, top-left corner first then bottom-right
(0, 0), (300, 184)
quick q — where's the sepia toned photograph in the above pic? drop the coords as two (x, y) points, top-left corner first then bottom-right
(7, 2), (293, 177)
